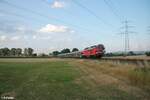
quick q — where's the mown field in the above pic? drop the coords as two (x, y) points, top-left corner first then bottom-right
(0, 58), (149, 100)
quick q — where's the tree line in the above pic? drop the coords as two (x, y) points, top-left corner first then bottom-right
(0, 47), (79, 57)
(145, 52), (150, 56)
(0, 48), (35, 57)
(52, 48), (79, 56)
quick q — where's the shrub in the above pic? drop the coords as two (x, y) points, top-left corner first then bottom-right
(145, 52), (150, 56)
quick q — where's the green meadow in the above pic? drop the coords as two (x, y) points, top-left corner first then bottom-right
(0, 58), (149, 100)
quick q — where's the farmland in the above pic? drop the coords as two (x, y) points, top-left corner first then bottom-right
(0, 58), (150, 100)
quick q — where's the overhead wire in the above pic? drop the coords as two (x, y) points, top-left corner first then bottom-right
(0, 9), (47, 24)
(103, 0), (124, 22)
(41, 0), (75, 17)
(40, 0), (101, 33)
(71, 0), (113, 28)
(0, 0), (97, 33)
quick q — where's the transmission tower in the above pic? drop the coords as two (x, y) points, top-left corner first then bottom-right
(147, 26), (150, 50)
(124, 20), (129, 54)
(120, 20), (134, 56)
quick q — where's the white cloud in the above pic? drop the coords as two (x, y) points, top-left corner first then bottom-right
(32, 35), (51, 40)
(39, 24), (72, 33)
(10, 36), (20, 41)
(32, 35), (37, 39)
(0, 35), (7, 41)
(16, 26), (25, 32)
(0, 22), (35, 35)
(51, 1), (65, 8)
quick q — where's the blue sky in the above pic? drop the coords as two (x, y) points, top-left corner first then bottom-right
(0, 0), (150, 53)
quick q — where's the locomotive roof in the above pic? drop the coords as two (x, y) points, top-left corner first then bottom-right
(84, 44), (104, 50)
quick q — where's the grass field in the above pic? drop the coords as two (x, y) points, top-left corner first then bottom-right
(0, 58), (149, 100)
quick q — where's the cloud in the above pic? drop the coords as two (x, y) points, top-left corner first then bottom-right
(32, 35), (37, 39)
(0, 22), (35, 34)
(0, 21), (78, 53)
(39, 24), (73, 33)
(32, 35), (51, 40)
(51, 1), (65, 8)
(16, 26), (26, 32)
(0, 35), (21, 41)
(10, 36), (20, 41)
(0, 35), (7, 41)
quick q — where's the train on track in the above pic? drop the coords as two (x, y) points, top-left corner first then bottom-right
(58, 44), (105, 58)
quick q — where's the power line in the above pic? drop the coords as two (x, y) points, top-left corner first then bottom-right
(0, 9), (48, 24)
(41, 0), (75, 16)
(0, 0), (96, 33)
(71, 0), (113, 28)
(103, 0), (124, 22)
(40, 0), (99, 33)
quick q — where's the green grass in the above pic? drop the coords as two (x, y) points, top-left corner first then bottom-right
(0, 58), (149, 100)
(0, 60), (89, 100)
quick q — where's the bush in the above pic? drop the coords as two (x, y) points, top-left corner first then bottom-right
(145, 52), (150, 56)
(52, 51), (60, 56)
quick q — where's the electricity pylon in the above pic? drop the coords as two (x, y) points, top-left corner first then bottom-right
(120, 20), (134, 56)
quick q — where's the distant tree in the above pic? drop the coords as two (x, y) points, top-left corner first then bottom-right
(24, 48), (34, 56)
(28, 48), (33, 56)
(61, 48), (70, 54)
(145, 52), (150, 56)
(3, 48), (10, 56)
(72, 48), (79, 52)
(32, 53), (37, 57)
(24, 48), (28, 56)
(49, 53), (53, 56)
(105, 53), (113, 57)
(38, 53), (48, 57)
(128, 51), (135, 56)
(16, 48), (22, 56)
(0, 49), (4, 56)
(52, 51), (59, 56)
(10, 48), (16, 56)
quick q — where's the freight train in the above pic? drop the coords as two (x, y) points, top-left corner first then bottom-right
(58, 44), (105, 58)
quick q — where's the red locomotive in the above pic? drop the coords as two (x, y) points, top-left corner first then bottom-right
(58, 44), (105, 58)
(81, 44), (105, 58)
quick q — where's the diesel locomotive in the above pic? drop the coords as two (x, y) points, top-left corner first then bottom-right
(58, 44), (105, 58)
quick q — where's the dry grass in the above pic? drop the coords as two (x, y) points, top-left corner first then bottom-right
(128, 67), (150, 89)
(103, 55), (150, 60)
(69, 59), (150, 99)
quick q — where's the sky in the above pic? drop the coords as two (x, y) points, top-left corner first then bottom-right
(0, 0), (150, 54)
